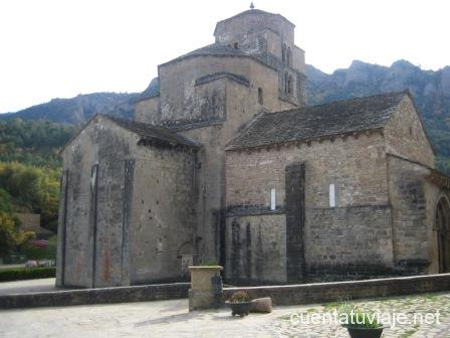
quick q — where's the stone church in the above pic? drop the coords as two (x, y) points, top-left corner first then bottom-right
(56, 8), (450, 288)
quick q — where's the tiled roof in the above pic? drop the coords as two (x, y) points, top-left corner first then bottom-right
(227, 91), (408, 150)
(105, 115), (199, 148)
(161, 44), (247, 66)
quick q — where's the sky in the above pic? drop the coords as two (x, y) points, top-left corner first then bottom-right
(0, 0), (449, 113)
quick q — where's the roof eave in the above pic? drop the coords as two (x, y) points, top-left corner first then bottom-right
(226, 127), (385, 152)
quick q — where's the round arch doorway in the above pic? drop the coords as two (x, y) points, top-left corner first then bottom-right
(436, 197), (450, 273)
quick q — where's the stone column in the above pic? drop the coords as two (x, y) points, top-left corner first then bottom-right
(188, 266), (223, 311)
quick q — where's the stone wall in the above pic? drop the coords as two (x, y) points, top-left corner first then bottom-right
(156, 55), (296, 128)
(223, 273), (450, 306)
(226, 132), (389, 209)
(129, 143), (197, 284)
(306, 205), (394, 280)
(214, 11), (295, 50)
(58, 117), (136, 287)
(0, 283), (190, 309)
(57, 116), (198, 287)
(134, 96), (160, 124)
(174, 72), (297, 264)
(225, 132), (395, 282)
(385, 95), (435, 167)
(387, 155), (431, 274)
(224, 214), (286, 284)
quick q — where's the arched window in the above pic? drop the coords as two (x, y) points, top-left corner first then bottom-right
(286, 47), (292, 67)
(282, 44), (286, 63)
(258, 87), (263, 104)
(233, 42), (239, 49)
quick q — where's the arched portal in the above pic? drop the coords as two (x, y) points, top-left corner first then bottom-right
(436, 197), (450, 272)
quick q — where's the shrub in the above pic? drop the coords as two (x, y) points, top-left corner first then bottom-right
(229, 291), (252, 303)
(0, 267), (56, 282)
(22, 235), (57, 260)
(0, 211), (35, 257)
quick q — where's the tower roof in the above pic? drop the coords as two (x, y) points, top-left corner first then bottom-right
(214, 8), (294, 37)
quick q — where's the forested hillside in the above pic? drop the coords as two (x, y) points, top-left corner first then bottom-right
(0, 119), (76, 168)
(0, 119), (77, 239)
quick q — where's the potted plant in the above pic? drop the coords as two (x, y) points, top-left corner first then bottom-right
(225, 291), (253, 317)
(341, 308), (386, 338)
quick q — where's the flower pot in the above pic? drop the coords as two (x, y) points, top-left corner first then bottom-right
(225, 300), (253, 317)
(343, 326), (385, 338)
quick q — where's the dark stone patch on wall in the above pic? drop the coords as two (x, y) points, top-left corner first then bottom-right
(255, 224), (263, 282)
(89, 164), (99, 288)
(285, 162), (306, 282)
(59, 170), (69, 286)
(121, 159), (135, 285)
(219, 210), (227, 268)
(245, 222), (252, 280)
(231, 218), (241, 279)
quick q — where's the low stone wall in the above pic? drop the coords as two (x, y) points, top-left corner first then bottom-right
(2, 274), (450, 310)
(223, 273), (450, 305)
(0, 282), (189, 309)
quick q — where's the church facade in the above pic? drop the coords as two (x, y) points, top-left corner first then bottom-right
(56, 8), (450, 288)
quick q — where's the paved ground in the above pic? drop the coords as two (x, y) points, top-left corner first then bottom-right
(0, 278), (59, 295)
(1, 289), (449, 337)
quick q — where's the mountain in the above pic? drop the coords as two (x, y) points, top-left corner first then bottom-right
(1, 93), (139, 125)
(0, 79), (161, 125)
(306, 60), (450, 159)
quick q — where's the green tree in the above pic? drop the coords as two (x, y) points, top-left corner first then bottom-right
(0, 212), (34, 257)
(0, 162), (60, 232)
(0, 189), (12, 213)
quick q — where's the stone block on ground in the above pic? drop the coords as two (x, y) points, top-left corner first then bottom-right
(250, 297), (272, 313)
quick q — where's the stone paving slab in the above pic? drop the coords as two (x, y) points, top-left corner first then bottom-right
(0, 292), (449, 337)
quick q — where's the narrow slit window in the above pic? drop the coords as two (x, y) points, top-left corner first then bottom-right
(258, 87), (263, 104)
(287, 75), (293, 94)
(329, 184), (336, 208)
(287, 47), (292, 67)
(270, 188), (276, 210)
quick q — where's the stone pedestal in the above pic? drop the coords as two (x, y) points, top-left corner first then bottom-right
(188, 266), (223, 311)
